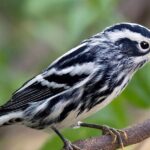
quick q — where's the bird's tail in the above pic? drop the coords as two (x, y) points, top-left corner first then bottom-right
(0, 107), (23, 127)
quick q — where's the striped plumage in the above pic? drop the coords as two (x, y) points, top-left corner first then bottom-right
(0, 23), (150, 136)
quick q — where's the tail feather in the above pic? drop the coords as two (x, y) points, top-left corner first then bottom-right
(0, 108), (23, 126)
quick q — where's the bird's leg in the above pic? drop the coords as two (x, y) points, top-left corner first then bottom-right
(51, 126), (81, 150)
(77, 122), (127, 150)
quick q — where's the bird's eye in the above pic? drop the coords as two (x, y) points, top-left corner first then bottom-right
(140, 41), (149, 50)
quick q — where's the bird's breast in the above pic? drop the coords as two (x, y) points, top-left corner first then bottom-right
(54, 75), (131, 129)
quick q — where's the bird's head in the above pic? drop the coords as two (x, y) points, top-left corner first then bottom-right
(102, 23), (150, 70)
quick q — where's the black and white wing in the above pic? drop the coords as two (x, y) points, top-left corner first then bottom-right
(0, 42), (98, 114)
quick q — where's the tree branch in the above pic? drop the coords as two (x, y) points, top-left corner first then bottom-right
(72, 119), (150, 150)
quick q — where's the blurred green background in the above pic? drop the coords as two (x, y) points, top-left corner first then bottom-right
(0, 0), (150, 150)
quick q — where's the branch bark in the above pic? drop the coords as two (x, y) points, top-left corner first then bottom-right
(72, 119), (150, 150)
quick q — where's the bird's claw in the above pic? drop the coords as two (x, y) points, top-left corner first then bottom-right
(63, 139), (81, 150)
(78, 122), (127, 150)
(101, 125), (127, 150)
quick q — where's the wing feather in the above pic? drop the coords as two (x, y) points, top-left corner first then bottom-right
(1, 43), (97, 113)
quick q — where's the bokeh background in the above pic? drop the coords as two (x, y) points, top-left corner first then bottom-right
(0, 0), (150, 150)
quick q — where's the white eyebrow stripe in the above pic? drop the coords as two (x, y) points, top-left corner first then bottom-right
(107, 29), (149, 43)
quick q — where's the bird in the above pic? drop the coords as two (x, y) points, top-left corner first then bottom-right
(0, 22), (150, 150)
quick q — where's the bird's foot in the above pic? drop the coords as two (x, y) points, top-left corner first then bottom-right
(63, 139), (81, 150)
(77, 122), (127, 150)
(51, 126), (81, 150)
(100, 125), (127, 149)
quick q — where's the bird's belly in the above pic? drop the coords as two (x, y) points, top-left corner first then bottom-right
(53, 98), (111, 129)
(51, 76), (130, 129)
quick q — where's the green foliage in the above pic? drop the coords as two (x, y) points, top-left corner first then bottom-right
(122, 65), (150, 107)
(0, 0), (150, 150)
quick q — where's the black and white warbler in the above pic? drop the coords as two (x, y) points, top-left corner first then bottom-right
(0, 22), (150, 150)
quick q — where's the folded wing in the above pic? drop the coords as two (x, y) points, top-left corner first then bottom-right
(1, 43), (97, 114)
